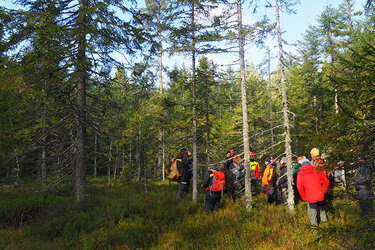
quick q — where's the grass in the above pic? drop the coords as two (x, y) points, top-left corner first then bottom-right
(0, 177), (374, 249)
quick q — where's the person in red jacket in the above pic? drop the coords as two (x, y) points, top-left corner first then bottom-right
(297, 156), (329, 226)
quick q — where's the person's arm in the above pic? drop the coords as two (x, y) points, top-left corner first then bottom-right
(255, 163), (259, 179)
(203, 170), (212, 188)
(319, 171), (329, 193)
(297, 174), (306, 201)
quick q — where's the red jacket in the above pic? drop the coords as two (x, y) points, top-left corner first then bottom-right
(297, 163), (329, 203)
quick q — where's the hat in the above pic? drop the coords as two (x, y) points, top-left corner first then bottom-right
(301, 158), (310, 165)
(208, 164), (217, 170)
(297, 156), (304, 162)
(265, 158), (270, 164)
(250, 152), (255, 158)
(281, 157), (287, 164)
(310, 148), (320, 157)
(321, 153), (328, 159)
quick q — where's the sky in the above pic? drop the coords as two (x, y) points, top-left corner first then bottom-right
(1, 0), (368, 75)
(198, 0), (367, 73)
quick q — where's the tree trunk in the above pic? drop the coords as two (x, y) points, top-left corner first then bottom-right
(108, 140), (112, 188)
(129, 137), (132, 183)
(94, 133), (97, 178)
(144, 165), (148, 194)
(158, 7), (163, 94)
(206, 79), (210, 164)
(162, 130), (165, 181)
(137, 128), (141, 184)
(268, 49), (274, 147)
(41, 98), (47, 181)
(314, 95), (318, 133)
(15, 155), (20, 190)
(157, 7), (165, 180)
(75, 0), (87, 201)
(237, 0), (252, 211)
(275, 0), (294, 213)
(192, 3), (198, 203)
(114, 144), (119, 180)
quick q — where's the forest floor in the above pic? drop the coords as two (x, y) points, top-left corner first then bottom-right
(0, 177), (374, 249)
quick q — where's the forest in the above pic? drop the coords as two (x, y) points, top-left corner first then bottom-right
(0, 0), (374, 249)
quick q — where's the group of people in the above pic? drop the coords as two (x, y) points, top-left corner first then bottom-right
(173, 147), (373, 222)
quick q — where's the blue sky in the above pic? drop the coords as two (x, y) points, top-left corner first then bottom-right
(1, 0), (367, 73)
(207, 0), (367, 71)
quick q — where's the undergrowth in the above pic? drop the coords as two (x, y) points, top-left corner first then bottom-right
(0, 178), (373, 249)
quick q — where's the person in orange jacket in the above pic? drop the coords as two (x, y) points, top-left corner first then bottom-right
(262, 158), (276, 204)
(297, 157), (329, 225)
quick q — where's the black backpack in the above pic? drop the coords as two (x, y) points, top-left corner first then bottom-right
(354, 165), (372, 188)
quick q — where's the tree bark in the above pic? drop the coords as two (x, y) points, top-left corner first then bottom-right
(162, 130), (165, 181)
(137, 128), (142, 184)
(108, 140), (112, 187)
(94, 133), (97, 178)
(192, 3), (198, 203)
(268, 49), (274, 147)
(75, 0), (87, 201)
(206, 77), (210, 164)
(237, 0), (252, 211)
(158, 6), (163, 94)
(41, 96), (47, 181)
(275, 0), (294, 213)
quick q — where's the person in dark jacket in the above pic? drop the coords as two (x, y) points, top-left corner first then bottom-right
(224, 149), (243, 202)
(277, 157), (288, 205)
(297, 157), (329, 226)
(176, 149), (193, 200)
(354, 153), (373, 216)
(293, 156), (301, 205)
(224, 151), (235, 200)
(202, 164), (223, 212)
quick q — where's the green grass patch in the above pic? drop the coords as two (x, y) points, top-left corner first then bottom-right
(0, 178), (373, 249)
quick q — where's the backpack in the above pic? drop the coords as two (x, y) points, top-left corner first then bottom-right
(311, 157), (326, 169)
(354, 166), (371, 188)
(206, 170), (225, 193)
(262, 165), (274, 186)
(165, 158), (182, 181)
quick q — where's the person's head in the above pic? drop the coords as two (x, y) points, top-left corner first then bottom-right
(292, 155), (297, 162)
(179, 148), (188, 157)
(281, 157), (287, 165)
(356, 152), (366, 162)
(230, 148), (235, 156)
(265, 158), (271, 165)
(226, 151), (231, 158)
(298, 156), (309, 165)
(250, 152), (255, 159)
(321, 153), (327, 159)
(310, 148), (320, 158)
(208, 163), (217, 170)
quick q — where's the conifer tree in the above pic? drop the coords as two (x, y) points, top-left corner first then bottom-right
(3, 0), (152, 200)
